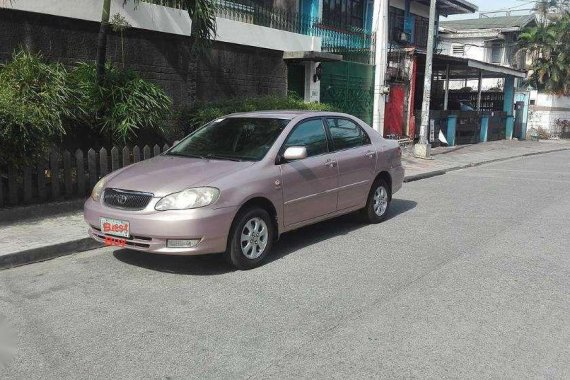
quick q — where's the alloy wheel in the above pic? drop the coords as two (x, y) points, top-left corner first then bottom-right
(373, 186), (388, 217)
(240, 217), (269, 259)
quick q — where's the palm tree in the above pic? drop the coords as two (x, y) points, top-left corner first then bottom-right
(96, 0), (217, 83)
(517, 13), (570, 95)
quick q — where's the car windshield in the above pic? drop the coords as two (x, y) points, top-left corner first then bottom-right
(166, 117), (290, 161)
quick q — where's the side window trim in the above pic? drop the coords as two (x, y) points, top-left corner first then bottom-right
(324, 117), (372, 152)
(277, 117), (331, 163)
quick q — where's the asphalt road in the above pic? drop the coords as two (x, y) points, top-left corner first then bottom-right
(1, 151), (569, 379)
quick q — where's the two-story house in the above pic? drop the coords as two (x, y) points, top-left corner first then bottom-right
(438, 14), (537, 91)
(438, 14), (570, 137)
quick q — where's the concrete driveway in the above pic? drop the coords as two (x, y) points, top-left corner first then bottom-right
(1, 151), (569, 379)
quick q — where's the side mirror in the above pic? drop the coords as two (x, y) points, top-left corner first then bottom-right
(283, 146), (308, 161)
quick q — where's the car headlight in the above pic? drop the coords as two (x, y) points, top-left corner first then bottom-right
(91, 177), (107, 201)
(155, 187), (220, 211)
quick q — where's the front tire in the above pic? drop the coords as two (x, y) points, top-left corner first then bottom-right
(226, 207), (274, 270)
(361, 179), (391, 223)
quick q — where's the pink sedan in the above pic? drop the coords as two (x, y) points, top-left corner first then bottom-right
(84, 111), (404, 269)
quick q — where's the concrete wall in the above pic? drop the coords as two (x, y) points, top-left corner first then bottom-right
(528, 92), (570, 135)
(216, 18), (321, 52)
(196, 42), (287, 102)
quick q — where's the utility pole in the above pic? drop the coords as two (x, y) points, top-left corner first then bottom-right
(414, 0), (438, 159)
(372, 0), (389, 135)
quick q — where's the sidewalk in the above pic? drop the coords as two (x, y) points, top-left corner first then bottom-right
(402, 139), (570, 180)
(1, 139), (568, 269)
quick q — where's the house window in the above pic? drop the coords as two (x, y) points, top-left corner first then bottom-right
(388, 7), (405, 42)
(414, 15), (429, 48)
(491, 43), (503, 63)
(452, 44), (465, 56)
(322, 0), (365, 30)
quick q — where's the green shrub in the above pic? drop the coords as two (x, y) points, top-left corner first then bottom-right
(0, 50), (71, 169)
(181, 94), (338, 135)
(68, 63), (172, 144)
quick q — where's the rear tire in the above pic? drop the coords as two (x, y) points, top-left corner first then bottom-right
(226, 207), (274, 270)
(361, 179), (391, 224)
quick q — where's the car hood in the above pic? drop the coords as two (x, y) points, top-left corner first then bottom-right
(105, 155), (255, 196)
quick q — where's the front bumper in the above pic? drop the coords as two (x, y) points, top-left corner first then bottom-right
(84, 197), (237, 255)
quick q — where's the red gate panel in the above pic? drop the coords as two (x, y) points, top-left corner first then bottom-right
(384, 84), (405, 137)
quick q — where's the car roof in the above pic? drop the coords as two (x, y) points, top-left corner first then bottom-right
(225, 110), (351, 119)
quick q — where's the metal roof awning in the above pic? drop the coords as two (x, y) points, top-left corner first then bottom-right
(416, 52), (527, 79)
(283, 51), (343, 63)
(467, 60), (526, 78)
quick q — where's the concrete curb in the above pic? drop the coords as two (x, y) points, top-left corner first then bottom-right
(404, 146), (569, 183)
(1, 146), (568, 271)
(0, 199), (85, 226)
(0, 238), (102, 270)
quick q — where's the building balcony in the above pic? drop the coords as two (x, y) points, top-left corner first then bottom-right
(215, 0), (374, 63)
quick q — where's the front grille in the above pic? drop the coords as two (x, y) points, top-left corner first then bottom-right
(103, 188), (153, 210)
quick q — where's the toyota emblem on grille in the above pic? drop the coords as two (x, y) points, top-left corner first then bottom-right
(117, 194), (128, 205)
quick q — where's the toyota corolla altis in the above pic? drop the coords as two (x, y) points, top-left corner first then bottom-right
(84, 111), (404, 269)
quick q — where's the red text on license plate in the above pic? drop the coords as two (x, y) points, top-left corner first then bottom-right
(104, 237), (126, 247)
(100, 217), (130, 238)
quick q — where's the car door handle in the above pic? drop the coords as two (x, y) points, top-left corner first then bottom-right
(325, 159), (337, 168)
(365, 150), (375, 159)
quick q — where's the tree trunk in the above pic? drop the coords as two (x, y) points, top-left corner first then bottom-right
(96, 0), (112, 84)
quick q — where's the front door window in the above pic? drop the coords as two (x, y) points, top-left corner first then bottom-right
(283, 119), (328, 156)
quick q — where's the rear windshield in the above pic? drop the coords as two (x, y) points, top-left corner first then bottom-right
(167, 117), (290, 161)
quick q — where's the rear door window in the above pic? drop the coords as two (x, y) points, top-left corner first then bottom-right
(325, 118), (370, 151)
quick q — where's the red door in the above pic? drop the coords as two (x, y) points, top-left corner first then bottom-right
(385, 84), (405, 137)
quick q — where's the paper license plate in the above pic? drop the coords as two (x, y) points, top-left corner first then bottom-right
(100, 217), (130, 238)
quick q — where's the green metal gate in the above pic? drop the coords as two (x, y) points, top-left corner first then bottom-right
(320, 61), (375, 125)
(287, 63), (305, 99)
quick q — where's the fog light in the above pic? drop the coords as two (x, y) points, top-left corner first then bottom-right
(167, 239), (200, 248)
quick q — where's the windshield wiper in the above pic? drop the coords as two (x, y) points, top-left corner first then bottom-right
(165, 152), (205, 159)
(205, 154), (243, 162)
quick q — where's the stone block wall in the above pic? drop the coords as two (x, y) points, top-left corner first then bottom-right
(0, 8), (197, 109)
(196, 42), (287, 103)
(0, 7), (287, 110)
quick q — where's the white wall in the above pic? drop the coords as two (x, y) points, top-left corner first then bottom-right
(1, 0), (321, 52)
(1, 0), (192, 35)
(438, 38), (486, 62)
(216, 18), (321, 52)
(528, 92), (570, 134)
